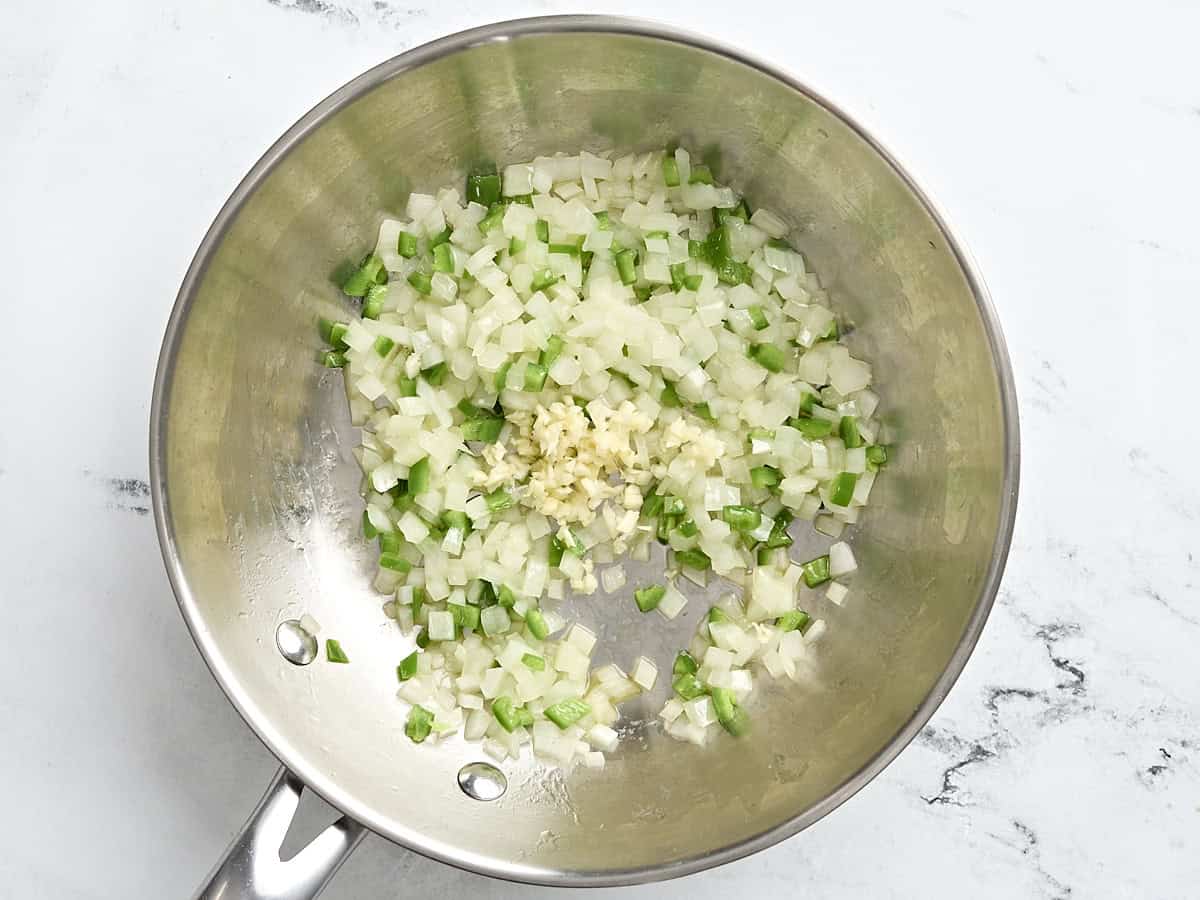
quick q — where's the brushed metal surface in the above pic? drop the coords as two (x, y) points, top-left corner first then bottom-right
(191, 768), (365, 900)
(151, 15), (1019, 889)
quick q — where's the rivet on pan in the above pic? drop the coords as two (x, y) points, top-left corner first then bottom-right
(276, 619), (318, 665)
(457, 762), (507, 801)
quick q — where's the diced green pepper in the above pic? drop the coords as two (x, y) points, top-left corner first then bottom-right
(466, 168), (502, 207)
(362, 284), (386, 319)
(539, 335), (565, 368)
(634, 584), (666, 613)
(341, 253), (386, 297)
(421, 362), (447, 386)
(776, 610), (811, 633)
(749, 343), (787, 373)
(708, 607), (730, 626)
(319, 318), (344, 345)
(829, 472), (858, 507)
(656, 513), (674, 544)
(766, 512), (794, 549)
(522, 362), (548, 392)
(721, 706), (752, 739)
(448, 603), (480, 631)
(545, 698), (590, 729)
(397, 651), (419, 681)
(525, 608), (549, 640)
(662, 155), (681, 187)
(839, 416), (863, 448)
(789, 417), (835, 438)
(408, 585), (426, 617)
(716, 258), (754, 286)
(670, 262), (687, 291)
(721, 505), (761, 533)
(701, 224), (730, 265)
(710, 686), (735, 721)
(441, 510), (470, 533)
(492, 696), (522, 732)
(396, 231), (418, 258)
(494, 360), (512, 392)
(461, 414), (503, 443)
(530, 268), (560, 292)
(407, 457), (430, 496)
(432, 242), (455, 273)
(325, 639), (349, 663)
(673, 651), (699, 676)
(800, 555), (831, 588)
(405, 705), (434, 742)
(379, 553), (412, 573)
(750, 465), (781, 490)
(711, 687), (749, 736)
(477, 202), (507, 235)
(615, 248), (638, 285)
(558, 528), (584, 556)
(378, 531), (402, 555)
(675, 548), (711, 570)
(485, 489), (513, 512)
(672, 673), (707, 701)
(407, 271), (432, 295)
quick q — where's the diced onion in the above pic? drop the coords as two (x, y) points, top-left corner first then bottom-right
(329, 145), (885, 765)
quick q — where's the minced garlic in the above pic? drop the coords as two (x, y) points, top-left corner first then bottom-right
(479, 397), (653, 529)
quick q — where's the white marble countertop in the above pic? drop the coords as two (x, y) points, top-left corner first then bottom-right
(2, 0), (1197, 897)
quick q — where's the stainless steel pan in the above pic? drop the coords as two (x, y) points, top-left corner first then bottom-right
(150, 16), (1019, 899)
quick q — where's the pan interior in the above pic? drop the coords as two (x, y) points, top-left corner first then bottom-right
(155, 23), (1014, 883)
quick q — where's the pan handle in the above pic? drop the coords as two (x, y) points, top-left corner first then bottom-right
(193, 766), (366, 900)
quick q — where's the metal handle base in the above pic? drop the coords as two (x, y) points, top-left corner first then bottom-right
(193, 767), (366, 900)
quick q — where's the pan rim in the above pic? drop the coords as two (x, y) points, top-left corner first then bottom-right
(149, 13), (1020, 887)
